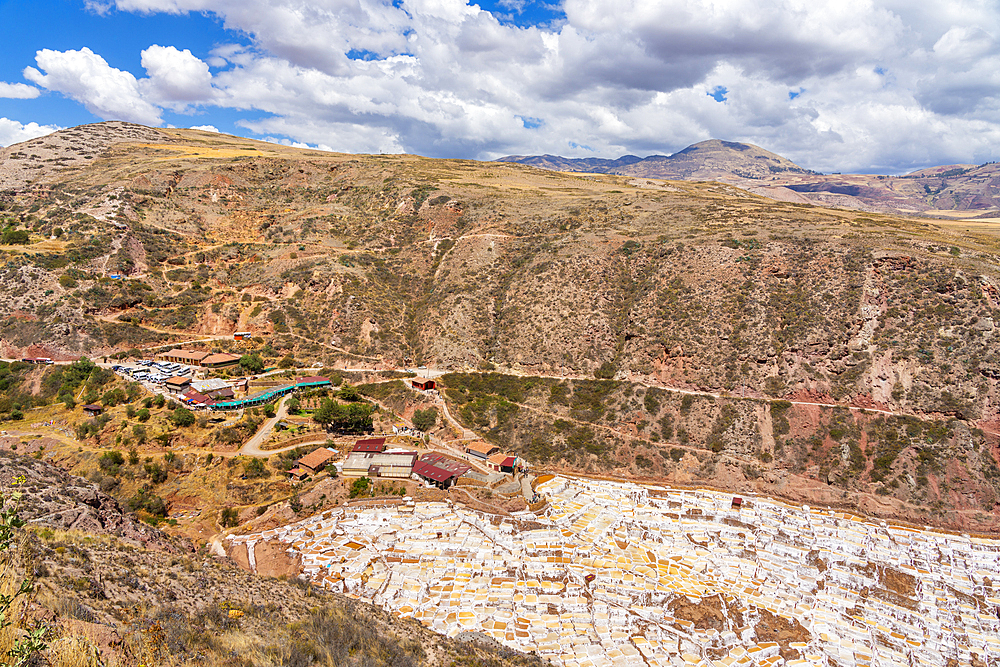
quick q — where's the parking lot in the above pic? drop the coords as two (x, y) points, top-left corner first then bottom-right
(109, 360), (197, 394)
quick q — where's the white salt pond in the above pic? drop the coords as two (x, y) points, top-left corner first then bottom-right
(229, 476), (1000, 667)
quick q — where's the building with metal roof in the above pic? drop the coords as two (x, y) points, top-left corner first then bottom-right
(352, 437), (386, 453)
(412, 452), (470, 489)
(210, 384), (295, 410)
(190, 378), (232, 393)
(343, 451), (417, 478)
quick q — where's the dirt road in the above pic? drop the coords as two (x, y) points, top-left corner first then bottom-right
(238, 396), (290, 456)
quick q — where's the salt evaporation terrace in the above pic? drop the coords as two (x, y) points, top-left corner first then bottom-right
(229, 476), (1000, 667)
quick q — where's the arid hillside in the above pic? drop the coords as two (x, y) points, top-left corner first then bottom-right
(1, 121), (999, 528)
(0, 451), (547, 667)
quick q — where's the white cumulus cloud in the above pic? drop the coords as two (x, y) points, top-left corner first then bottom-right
(0, 82), (40, 99)
(139, 44), (216, 108)
(18, 0), (1000, 171)
(0, 118), (63, 147)
(24, 47), (163, 125)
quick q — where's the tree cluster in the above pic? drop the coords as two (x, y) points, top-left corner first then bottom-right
(312, 398), (374, 433)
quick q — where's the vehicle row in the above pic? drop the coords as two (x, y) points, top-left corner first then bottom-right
(111, 362), (193, 384)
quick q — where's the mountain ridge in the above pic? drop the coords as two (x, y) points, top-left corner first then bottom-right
(497, 139), (816, 175)
(498, 139), (1000, 215)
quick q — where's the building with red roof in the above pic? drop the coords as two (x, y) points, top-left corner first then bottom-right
(296, 447), (338, 474)
(487, 453), (518, 474)
(181, 389), (214, 406)
(413, 452), (470, 489)
(352, 437), (386, 454)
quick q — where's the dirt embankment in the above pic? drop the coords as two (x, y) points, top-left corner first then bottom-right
(226, 538), (302, 578)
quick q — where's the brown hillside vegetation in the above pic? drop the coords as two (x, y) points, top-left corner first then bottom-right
(0, 122), (999, 529)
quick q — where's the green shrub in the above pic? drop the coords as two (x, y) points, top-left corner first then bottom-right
(349, 477), (371, 498)
(1, 226), (29, 245)
(170, 407), (196, 427)
(412, 407), (438, 431)
(548, 383), (569, 405)
(220, 507), (239, 527)
(594, 361), (616, 379)
(127, 487), (168, 517)
(98, 450), (125, 475)
(144, 462), (168, 484)
(243, 457), (271, 479)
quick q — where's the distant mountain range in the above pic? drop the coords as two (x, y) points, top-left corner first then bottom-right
(498, 140), (1000, 215)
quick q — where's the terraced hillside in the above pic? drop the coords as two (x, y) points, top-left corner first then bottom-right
(0, 121), (999, 528)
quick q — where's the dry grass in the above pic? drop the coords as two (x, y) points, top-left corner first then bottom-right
(46, 635), (103, 667)
(0, 553), (26, 660)
(133, 142), (268, 162)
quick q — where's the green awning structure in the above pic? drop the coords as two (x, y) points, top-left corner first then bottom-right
(209, 377), (332, 411)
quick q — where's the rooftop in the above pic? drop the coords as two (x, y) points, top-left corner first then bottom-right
(201, 353), (241, 365)
(156, 349), (209, 361)
(190, 378), (231, 392)
(182, 389), (213, 405)
(413, 452), (470, 480)
(297, 447), (337, 471)
(352, 437), (386, 453)
(466, 441), (498, 455)
(487, 453), (516, 466)
(344, 451), (417, 470)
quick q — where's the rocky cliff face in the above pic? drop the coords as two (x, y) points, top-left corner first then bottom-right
(0, 447), (177, 551)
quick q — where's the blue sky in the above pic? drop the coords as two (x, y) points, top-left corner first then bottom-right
(0, 0), (249, 131)
(1, 0), (999, 174)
